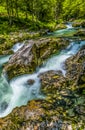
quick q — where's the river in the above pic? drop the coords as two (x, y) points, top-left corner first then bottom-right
(0, 23), (85, 117)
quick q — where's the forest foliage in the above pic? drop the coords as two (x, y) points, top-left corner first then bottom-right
(0, 0), (85, 31)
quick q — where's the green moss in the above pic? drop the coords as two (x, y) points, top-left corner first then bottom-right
(55, 23), (67, 30)
(74, 29), (85, 37)
(6, 63), (36, 79)
(0, 31), (41, 55)
(73, 19), (85, 27)
(4, 38), (69, 79)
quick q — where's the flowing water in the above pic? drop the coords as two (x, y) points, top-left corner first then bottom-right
(48, 22), (78, 37)
(0, 55), (11, 67)
(11, 42), (24, 52)
(0, 23), (85, 117)
(66, 22), (73, 28)
(0, 55), (12, 114)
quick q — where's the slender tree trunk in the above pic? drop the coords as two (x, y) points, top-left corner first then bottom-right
(32, 1), (34, 22)
(6, 0), (11, 25)
(15, 0), (19, 19)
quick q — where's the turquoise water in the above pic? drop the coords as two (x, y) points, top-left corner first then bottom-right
(0, 23), (85, 117)
(48, 23), (80, 37)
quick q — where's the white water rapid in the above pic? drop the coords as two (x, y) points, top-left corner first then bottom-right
(0, 55), (12, 115)
(0, 40), (85, 117)
(66, 22), (73, 29)
(0, 55), (11, 67)
(49, 22), (76, 37)
(11, 42), (24, 52)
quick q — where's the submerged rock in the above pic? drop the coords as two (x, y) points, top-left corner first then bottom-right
(27, 79), (35, 85)
(0, 102), (8, 112)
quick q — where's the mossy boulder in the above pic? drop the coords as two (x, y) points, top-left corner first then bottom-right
(27, 79), (35, 85)
(55, 23), (67, 31)
(0, 37), (6, 44)
(1, 37), (85, 129)
(0, 69), (85, 129)
(0, 45), (85, 130)
(74, 29), (85, 37)
(0, 31), (41, 55)
(47, 23), (67, 32)
(72, 20), (85, 27)
(4, 38), (69, 79)
(66, 48), (85, 94)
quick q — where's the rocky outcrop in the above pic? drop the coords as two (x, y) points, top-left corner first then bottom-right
(72, 20), (85, 27)
(74, 29), (85, 37)
(4, 38), (69, 79)
(27, 79), (35, 85)
(66, 47), (85, 94)
(55, 24), (67, 30)
(0, 45), (85, 130)
(0, 31), (41, 55)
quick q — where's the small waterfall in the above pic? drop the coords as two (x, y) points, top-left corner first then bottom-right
(66, 22), (73, 29)
(50, 22), (75, 37)
(11, 42), (24, 52)
(0, 55), (12, 116)
(1, 40), (85, 117)
(0, 40), (85, 117)
(0, 55), (11, 67)
(0, 74), (12, 115)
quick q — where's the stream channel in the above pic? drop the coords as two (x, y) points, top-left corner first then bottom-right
(0, 23), (85, 117)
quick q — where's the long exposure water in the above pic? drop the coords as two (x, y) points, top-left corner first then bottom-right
(0, 23), (85, 117)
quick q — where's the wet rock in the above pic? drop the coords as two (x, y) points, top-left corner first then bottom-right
(74, 29), (85, 36)
(0, 102), (8, 112)
(66, 49), (85, 80)
(27, 79), (35, 85)
(72, 22), (81, 27)
(55, 24), (67, 30)
(74, 105), (85, 115)
(39, 29), (49, 35)
(1, 37), (85, 130)
(0, 37), (6, 44)
(0, 31), (41, 55)
(72, 20), (85, 27)
(56, 70), (63, 75)
(4, 38), (69, 79)
(66, 125), (72, 130)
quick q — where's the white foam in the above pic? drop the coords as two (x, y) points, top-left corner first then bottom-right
(0, 40), (85, 117)
(66, 23), (73, 29)
(12, 42), (24, 52)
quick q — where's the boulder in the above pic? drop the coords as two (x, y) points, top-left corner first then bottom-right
(74, 29), (85, 36)
(66, 49), (85, 80)
(55, 23), (67, 30)
(4, 38), (69, 79)
(0, 48), (85, 130)
(27, 79), (35, 85)
(72, 20), (85, 27)
(0, 102), (8, 112)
